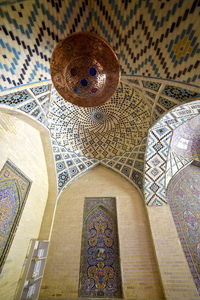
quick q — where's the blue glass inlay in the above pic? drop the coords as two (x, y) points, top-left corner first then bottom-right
(73, 88), (80, 94)
(89, 67), (96, 76)
(80, 79), (88, 86)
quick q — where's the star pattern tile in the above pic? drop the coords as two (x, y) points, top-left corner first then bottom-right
(48, 83), (151, 159)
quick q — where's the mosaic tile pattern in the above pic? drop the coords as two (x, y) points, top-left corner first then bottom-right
(51, 138), (99, 192)
(142, 81), (161, 91)
(0, 0), (200, 90)
(0, 82), (52, 127)
(171, 114), (200, 160)
(144, 101), (200, 205)
(0, 80), (200, 198)
(158, 97), (177, 109)
(79, 197), (122, 298)
(92, 0), (200, 83)
(162, 85), (200, 100)
(30, 84), (49, 96)
(0, 90), (32, 106)
(122, 76), (200, 122)
(49, 83), (150, 159)
(0, 160), (31, 272)
(101, 136), (147, 191)
(167, 164), (200, 294)
(145, 91), (156, 99)
(165, 150), (191, 186)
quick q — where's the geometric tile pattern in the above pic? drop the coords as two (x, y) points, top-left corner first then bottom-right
(0, 81), (52, 127)
(167, 164), (200, 295)
(122, 76), (200, 122)
(142, 81), (161, 91)
(0, 0), (200, 91)
(0, 89), (32, 106)
(79, 197), (122, 298)
(91, 0), (200, 83)
(0, 159), (31, 272)
(144, 101), (200, 206)
(51, 138), (99, 192)
(165, 150), (191, 187)
(101, 136), (147, 191)
(49, 83), (150, 159)
(171, 114), (200, 161)
(0, 80), (200, 197)
(162, 85), (200, 100)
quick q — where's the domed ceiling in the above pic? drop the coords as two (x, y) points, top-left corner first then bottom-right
(49, 83), (150, 159)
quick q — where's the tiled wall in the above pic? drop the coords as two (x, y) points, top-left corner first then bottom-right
(0, 79), (200, 203)
(167, 164), (200, 295)
(0, 0), (200, 90)
(0, 160), (31, 272)
(144, 100), (200, 205)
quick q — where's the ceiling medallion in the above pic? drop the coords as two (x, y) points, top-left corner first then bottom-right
(50, 32), (120, 107)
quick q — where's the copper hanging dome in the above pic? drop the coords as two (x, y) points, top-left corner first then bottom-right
(50, 32), (120, 107)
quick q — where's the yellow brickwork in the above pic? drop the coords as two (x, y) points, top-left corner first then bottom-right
(40, 166), (164, 300)
(0, 111), (49, 300)
(147, 205), (199, 300)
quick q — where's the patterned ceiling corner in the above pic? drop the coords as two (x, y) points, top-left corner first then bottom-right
(0, 0), (200, 91)
(122, 76), (200, 122)
(0, 82), (52, 126)
(144, 101), (200, 206)
(0, 0), (92, 91)
(49, 82), (151, 160)
(91, 0), (200, 83)
(51, 138), (99, 193)
(101, 136), (147, 192)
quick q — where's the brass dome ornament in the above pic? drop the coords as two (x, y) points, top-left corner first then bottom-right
(50, 32), (120, 107)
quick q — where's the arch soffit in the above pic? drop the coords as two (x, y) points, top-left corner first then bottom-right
(144, 100), (200, 206)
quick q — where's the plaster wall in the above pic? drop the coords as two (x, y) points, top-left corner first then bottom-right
(40, 166), (164, 300)
(0, 111), (49, 300)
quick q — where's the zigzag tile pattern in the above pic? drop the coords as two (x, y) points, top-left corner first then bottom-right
(144, 101), (200, 206)
(0, 0), (200, 91)
(91, 0), (200, 83)
(0, 0), (92, 90)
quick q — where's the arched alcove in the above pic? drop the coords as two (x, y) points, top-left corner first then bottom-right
(40, 165), (164, 300)
(0, 109), (57, 300)
(167, 163), (200, 295)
